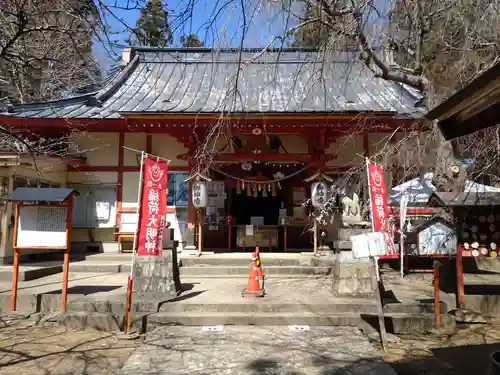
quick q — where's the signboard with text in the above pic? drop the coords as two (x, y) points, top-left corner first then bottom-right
(17, 206), (67, 248)
(352, 232), (388, 259)
(367, 162), (397, 259)
(137, 156), (168, 256)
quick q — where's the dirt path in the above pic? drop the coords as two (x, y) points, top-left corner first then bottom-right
(0, 315), (139, 375)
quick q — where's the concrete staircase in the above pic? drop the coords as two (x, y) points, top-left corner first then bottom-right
(0, 253), (335, 279)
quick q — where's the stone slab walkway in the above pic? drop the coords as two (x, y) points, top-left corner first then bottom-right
(120, 326), (396, 375)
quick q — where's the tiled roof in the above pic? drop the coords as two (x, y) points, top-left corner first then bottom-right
(3, 48), (425, 119)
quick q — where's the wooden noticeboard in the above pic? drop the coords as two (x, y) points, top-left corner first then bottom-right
(16, 206), (67, 248)
(11, 196), (73, 314)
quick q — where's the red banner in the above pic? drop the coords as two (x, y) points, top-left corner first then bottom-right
(367, 162), (397, 259)
(136, 156), (168, 256)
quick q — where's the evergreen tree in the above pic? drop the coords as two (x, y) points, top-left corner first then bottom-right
(131, 0), (173, 47)
(180, 34), (204, 47)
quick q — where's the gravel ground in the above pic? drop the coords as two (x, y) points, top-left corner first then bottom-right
(384, 320), (500, 375)
(0, 315), (139, 375)
(0, 314), (500, 375)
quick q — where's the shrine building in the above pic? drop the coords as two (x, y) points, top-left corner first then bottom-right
(0, 47), (425, 263)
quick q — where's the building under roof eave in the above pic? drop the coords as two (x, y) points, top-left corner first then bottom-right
(427, 60), (500, 140)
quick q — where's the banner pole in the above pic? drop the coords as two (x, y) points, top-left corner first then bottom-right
(365, 157), (375, 233)
(366, 157), (388, 353)
(125, 151), (145, 334)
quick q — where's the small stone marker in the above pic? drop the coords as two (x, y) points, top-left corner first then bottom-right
(202, 325), (224, 332)
(453, 308), (487, 324)
(289, 325), (310, 332)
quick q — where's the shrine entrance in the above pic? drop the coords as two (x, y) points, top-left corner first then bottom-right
(187, 133), (336, 253)
(229, 185), (285, 251)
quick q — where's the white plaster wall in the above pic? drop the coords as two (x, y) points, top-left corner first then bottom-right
(122, 172), (140, 208)
(70, 228), (115, 242)
(151, 135), (189, 166)
(70, 132), (119, 166)
(67, 172), (118, 184)
(124, 132), (146, 166)
(326, 135), (364, 167)
(13, 159), (68, 186)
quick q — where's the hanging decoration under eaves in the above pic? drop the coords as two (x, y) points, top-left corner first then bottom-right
(210, 163), (313, 198)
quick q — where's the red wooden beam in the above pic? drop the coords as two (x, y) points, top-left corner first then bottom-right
(68, 165), (188, 172)
(116, 132), (125, 230)
(178, 152), (335, 162)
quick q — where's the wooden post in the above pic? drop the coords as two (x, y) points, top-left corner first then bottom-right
(10, 201), (20, 312)
(124, 275), (133, 334)
(10, 249), (20, 312)
(61, 249), (70, 312)
(197, 209), (203, 256)
(283, 223), (287, 252)
(433, 260), (441, 329)
(456, 246), (465, 308)
(373, 256), (388, 353)
(313, 220), (318, 254)
(227, 216), (232, 252)
(61, 195), (73, 312)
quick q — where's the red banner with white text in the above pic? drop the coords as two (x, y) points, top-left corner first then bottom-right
(367, 162), (398, 259)
(136, 156), (168, 256)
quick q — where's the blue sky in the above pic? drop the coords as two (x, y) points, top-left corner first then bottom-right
(93, 0), (391, 69)
(94, 0), (297, 67)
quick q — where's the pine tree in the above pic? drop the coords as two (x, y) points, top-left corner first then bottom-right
(131, 0), (173, 47)
(180, 34), (204, 47)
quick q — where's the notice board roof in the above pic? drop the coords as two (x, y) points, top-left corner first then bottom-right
(5, 188), (75, 202)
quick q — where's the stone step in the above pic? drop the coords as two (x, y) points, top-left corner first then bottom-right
(179, 266), (333, 277)
(0, 264), (63, 282)
(50, 310), (455, 335)
(63, 263), (334, 277)
(158, 301), (445, 315)
(143, 311), (455, 334)
(27, 293), (446, 317)
(179, 257), (308, 267)
(68, 263), (131, 273)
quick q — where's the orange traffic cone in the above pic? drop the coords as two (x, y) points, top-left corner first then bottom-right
(242, 252), (265, 298)
(254, 247), (265, 291)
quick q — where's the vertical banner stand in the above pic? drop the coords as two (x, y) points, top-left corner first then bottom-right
(399, 193), (409, 281)
(125, 151), (145, 334)
(123, 147), (170, 334)
(366, 158), (388, 353)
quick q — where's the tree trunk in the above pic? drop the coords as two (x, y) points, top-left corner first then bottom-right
(431, 122), (467, 192)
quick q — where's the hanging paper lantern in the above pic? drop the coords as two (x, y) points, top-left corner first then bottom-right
(192, 180), (207, 208)
(262, 188), (268, 198)
(247, 185), (252, 197)
(271, 183), (277, 197)
(311, 181), (328, 208)
(236, 181), (241, 194)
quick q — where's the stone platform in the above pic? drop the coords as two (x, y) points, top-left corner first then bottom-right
(120, 326), (396, 375)
(0, 267), (453, 334)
